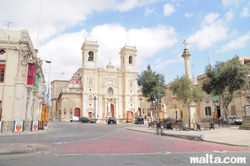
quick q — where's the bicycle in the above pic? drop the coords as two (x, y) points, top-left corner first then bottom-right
(156, 122), (164, 135)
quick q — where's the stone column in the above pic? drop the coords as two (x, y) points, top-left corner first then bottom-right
(182, 40), (191, 79)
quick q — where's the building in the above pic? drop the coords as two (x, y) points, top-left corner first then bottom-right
(0, 29), (47, 122)
(161, 40), (250, 128)
(52, 40), (145, 122)
(197, 56), (250, 121)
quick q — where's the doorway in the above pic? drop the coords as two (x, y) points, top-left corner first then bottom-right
(88, 112), (93, 118)
(216, 106), (221, 118)
(138, 108), (141, 116)
(74, 108), (80, 117)
(110, 104), (114, 117)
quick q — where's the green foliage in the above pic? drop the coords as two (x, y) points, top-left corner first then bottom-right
(137, 65), (166, 103)
(168, 75), (203, 105)
(202, 56), (249, 109)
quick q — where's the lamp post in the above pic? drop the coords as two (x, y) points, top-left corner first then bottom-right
(93, 96), (97, 119)
(44, 60), (51, 103)
(42, 60), (51, 122)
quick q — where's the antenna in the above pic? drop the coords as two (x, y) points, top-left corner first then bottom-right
(0, 20), (13, 29)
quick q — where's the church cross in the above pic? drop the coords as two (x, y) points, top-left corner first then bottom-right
(183, 40), (188, 49)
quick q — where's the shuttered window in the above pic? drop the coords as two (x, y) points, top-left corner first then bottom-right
(205, 106), (211, 116)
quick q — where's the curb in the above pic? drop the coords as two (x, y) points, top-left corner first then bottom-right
(0, 144), (50, 155)
(0, 123), (52, 137)
(125, 127), (250, 147)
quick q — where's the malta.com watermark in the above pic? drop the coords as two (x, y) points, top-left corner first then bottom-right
(190, 154), (246, 164)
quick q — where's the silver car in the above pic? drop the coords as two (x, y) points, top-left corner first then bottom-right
(225, 116), (242, 125)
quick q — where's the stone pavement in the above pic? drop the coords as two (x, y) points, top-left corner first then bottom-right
(0, 123), (249, 155)
(125, 125), (250, 147)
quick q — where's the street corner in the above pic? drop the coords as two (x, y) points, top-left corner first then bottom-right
(0, 143), (51, 155)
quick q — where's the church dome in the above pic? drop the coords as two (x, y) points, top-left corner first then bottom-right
(67, 72), (82, 88)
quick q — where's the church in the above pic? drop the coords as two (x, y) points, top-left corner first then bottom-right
(51, 40), (143, 122)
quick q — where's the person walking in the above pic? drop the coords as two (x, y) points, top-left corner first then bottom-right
(218, 116), (222, 127)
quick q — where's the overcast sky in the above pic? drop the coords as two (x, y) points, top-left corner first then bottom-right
(0, 0), (250, 85)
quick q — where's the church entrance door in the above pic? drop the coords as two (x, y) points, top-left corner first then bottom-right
(110, 104), (114, 117)
(74, 108), (80, 117)
(88, 112), (93, 118)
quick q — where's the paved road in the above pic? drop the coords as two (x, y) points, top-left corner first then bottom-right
(0, 121), (249, 166)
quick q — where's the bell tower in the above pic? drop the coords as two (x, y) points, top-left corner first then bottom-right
(120, 45), (137, 72)
(81, 40), (99, 69)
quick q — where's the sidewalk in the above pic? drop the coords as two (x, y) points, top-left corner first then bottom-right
(125, 125), (250, 147)
(0, 123), (52, 155)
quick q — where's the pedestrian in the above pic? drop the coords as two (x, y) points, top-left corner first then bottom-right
(218, 116), (222, 127)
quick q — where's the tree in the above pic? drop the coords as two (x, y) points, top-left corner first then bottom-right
(137, 65), (166, 121)
(168, 75), (203, 129)
(202, 56), (249, 125)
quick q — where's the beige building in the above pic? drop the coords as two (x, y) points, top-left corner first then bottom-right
(161, 41), (250, 128)
(196, 56), (250, 121)
(0, 29), (47, 121)
(52, 40), (145, 122)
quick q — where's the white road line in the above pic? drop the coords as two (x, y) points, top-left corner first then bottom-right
(54, 128), (122, 144)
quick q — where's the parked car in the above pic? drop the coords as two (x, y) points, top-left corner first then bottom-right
(134, 116), (144, 124)
(107, 117), (116, 124)
(79, 117), (96, 123)
(224, 116), (242, 125)
(70, 116), (79, 122)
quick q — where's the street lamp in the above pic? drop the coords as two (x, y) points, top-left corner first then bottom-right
(139, 97), (142, 116)
(93, 96), (97, 119)
(44, 60), (51, 104)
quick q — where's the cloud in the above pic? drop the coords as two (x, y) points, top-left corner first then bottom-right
(40, 24), (178, 81)
(163, 3), (175, 16)
(240, 7), (250, 18)
(217, 32), (250, 52)
(225, 9), (234, 21)
(0, 0), (159, 46)
(144, 7), (154, 16)
(221, 0), (242, 9)
(184, 13), (194, 18)
(114, 0), (138, 12)
(187, 13), (229, 50)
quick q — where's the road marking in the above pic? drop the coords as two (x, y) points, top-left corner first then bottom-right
(54, 151), (172, 156)
(54, 128), (122, 144)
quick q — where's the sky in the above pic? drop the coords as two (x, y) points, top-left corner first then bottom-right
(0, 0), (250, 85)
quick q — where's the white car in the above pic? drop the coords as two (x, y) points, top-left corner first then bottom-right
(224, 116), (242, 125)
(70, 116), (79, 122)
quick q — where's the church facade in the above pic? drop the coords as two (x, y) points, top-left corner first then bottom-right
(52, 40), (143, 122)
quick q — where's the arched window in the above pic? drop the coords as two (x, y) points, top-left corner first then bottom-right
(108, 87), (113, 95)
(129, 56), (132, 64)
(88, 51), (94, 61)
